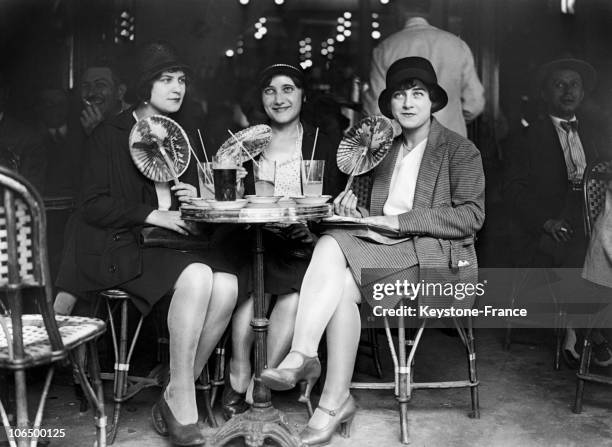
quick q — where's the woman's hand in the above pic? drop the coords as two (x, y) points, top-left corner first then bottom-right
(145, 210), (194, 235)
(284, 223), (316, 244)
(333, 190), (361, 218)
(236, 166), (248, 181)
(363, 215), (400, 230)
(171, 182), (197, 203)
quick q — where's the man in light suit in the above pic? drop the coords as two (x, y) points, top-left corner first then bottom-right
(363, 0), (485, 137)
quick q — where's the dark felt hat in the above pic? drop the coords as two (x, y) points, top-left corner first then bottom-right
(136, 41), (191, 86)
(257, 63), (305, 90)
(378, 56), (448, 118)
(536, 56), (596, 92)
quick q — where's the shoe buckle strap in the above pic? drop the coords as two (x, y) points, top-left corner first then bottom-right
(318, 405), (336, 416)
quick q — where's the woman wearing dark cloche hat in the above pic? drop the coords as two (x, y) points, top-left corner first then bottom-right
(261, 56), (485, 445)
(57, 41), (240, 446)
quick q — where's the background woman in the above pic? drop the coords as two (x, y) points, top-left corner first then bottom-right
(57, 41), (238, 446)
(261, 57), (485, 445)
(222, 63), (345, 418)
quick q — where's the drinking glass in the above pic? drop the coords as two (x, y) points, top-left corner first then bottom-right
(197, 162), (215, 199)
(254, 159), (276, 196)
(301, 160), (325, 196)
(212, 155), (238, 201)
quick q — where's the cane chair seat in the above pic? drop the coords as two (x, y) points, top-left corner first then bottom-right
(0, 315), (105, 369)
(100, 289), (132, 300)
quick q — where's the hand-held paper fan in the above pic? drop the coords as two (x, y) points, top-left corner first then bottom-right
(129, 115), (191, 183)
(217, 124), (272, 164)
(337, 115), (395, 192)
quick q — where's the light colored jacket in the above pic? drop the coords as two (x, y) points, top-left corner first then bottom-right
(363, 17), (485, 137)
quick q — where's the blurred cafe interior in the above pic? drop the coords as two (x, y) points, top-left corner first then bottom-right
(1, 0), (612, 446)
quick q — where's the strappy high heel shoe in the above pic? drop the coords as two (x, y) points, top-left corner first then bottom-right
(221, 373), (249, 420)
(261, 351), (321, 415)
(300, 394), (357, 446)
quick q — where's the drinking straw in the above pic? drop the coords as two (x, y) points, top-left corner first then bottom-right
(197, 129), (210, 164)
(306, 127), (320, 182)
(188, 137), (213, 185)
(228, 129), (260, 168)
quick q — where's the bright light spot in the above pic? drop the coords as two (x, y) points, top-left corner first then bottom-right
(380, 0), (389, 4)
(304, 60), (313, 67)
(327, 38), (334, 45)
(259, 17), (267, 23)
(327, 45), (334, 52)
(299, 47), (306, 54)
(343, 29), (351, 37)
(337, 17), (345, 24)
(255, 22), (262, 29)
(336, 34), (345, 42)
(305, 44), (312, 51)
(239, 0), (249, 4)
(321, 49), (328, 55)
(225, 49), (235, 57)
(237, 48), (244, 54)
(305, 37), (311, 43)
(274, 0), (284, 4)
(237, 40), (244, 46)
(371, 30), (381, 39)
(372, 12), (379, 19)
(260, 27), (267, 34)
(372, 22), (379, 28)
(337, 25), (345, 32)
(254, 32), (263, 39)
(322, 41), (328, 47)
(343, 12), (352, 19)
(344, 20), (351, 27)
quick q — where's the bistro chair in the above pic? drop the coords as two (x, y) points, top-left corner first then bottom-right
(0, 166), (106, 447)
(348, 174), (479, 444)
(574, 159), (612, 414)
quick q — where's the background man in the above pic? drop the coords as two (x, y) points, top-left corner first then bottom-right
(363, 0), (485, 137)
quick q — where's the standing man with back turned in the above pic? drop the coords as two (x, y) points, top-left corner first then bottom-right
(363, 0), (485, 137)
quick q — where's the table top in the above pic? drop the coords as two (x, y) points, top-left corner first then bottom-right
(181, 202), (332, 223)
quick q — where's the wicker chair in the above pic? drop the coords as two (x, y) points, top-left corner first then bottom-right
(574, 159), (612, 414)
(0, 166), (106, 447)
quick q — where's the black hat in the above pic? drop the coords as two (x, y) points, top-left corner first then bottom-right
(136, 41), (191, 86)
(258, 63), (305, 90)
(536, 56), (596, 92)
(378, 57), (448, 118)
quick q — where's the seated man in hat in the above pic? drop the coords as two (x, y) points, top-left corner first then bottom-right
(504, 56), (612, 366)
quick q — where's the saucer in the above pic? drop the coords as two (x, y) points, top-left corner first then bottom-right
(205, 199), (248, 210)
(245, 195), (283, 204)
(186, 197), (211, 207)
(291, 195), (332, 206)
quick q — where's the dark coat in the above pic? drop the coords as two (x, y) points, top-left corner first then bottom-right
(243, 121), (345, 197)
(73, 109), (199, 291)
(504, 113), (611, 265)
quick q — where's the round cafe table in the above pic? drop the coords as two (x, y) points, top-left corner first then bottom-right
(182, 200), (332, 447)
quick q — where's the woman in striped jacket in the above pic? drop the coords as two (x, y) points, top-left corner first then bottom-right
(260, 56), (485, 446)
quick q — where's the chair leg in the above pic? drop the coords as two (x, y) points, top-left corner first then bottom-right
(88, 340), (107, 447)
(108, 300), (129, 444)
(198, 366), (218, 428)
(210, 334), (228, 407)
(13, 370), (28, 447)
(573, 337), (592, 414)
(368, 328), (384, 379)
(503, 324), (512, 351)
(466, 318), (480, 419)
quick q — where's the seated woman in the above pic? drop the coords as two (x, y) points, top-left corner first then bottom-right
(222, 63), (344, 418)
(261, 57), (485, 445)
(55, 41), (238, 446)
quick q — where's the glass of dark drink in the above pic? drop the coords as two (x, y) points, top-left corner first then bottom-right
(212, 155), (238, 201)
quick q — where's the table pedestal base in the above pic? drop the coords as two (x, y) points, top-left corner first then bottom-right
(210, 406), (302, 447)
